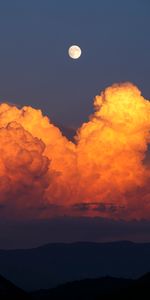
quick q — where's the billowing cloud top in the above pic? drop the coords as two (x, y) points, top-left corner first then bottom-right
(0, 83), (150, 220)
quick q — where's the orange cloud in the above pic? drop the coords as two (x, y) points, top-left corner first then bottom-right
(0, 83), (150, 220)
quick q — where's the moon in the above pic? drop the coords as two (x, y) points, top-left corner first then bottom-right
(68, 45), (82, 59)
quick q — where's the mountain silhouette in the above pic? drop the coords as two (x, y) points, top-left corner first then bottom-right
(0, 274), (27, 299)
(31, 276), (133, 299)
(0, 273), (150, 299)
(0, 241), (150, 291)
(31, 273), (150, 299)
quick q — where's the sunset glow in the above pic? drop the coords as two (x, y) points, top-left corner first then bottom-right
(0, 83), (150, 220)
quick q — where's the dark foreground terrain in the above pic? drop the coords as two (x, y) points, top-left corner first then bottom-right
(0, 241), (150, 290)
(0, 274), (27, 299)
(0, 273), (150, 299)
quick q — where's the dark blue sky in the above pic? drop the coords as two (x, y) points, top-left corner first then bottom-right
(0, 0), (150, 127)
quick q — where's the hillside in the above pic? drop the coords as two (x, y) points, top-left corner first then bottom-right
(0, 241), (150, 290)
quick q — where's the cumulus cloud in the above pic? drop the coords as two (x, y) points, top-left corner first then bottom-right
(0, 82), (150, 220)
(0, 122), (50, 218)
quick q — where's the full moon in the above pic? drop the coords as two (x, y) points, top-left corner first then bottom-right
(68, 45), (82, 59)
